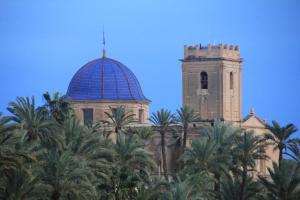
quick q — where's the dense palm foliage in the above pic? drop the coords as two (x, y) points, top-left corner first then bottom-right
(1, 93), (300, 200)
(260, 160), (300, 200)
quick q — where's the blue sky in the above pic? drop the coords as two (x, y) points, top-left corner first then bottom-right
(0, 0), (299, 136)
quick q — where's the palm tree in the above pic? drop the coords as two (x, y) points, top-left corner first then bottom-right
(7, 96), (60, 147)
(103, 106), (136, 135)
(136, 177), (170, 200)
(112, 133), (155, 199)
(232, 131), (268, 200)
(127, 127), (154, 146)
(174, 105), (200, 152)
(170, 174), (214, 200)
(42, 91), (72, 124)
(150, 109), (174, 181)
(219, 175), (264, 200)
(0, 114), (16, 135)
(259, 160), (300, 200)
(288, 142), (300, 163)
(62, 116), (114, 183)
(200, 119), (239, 192)
(265, 120), (298, 167)
(0, 114), (34, 176)
(170, 178), (194, 200)
(38, 148), (97, 200)
(0, 167), (39, 200)
(182, 137), (227, 177)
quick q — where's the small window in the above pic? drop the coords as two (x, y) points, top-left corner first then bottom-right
(138, 109), (144, 123)
(83, 108), (93, 126)
(230, 72), (233, 89)
(201, 72), (208, 89)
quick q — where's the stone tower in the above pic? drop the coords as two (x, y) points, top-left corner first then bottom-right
(181, 43), (242, 122)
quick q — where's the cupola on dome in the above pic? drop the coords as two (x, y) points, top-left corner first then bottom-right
(66, 57), (149, 102)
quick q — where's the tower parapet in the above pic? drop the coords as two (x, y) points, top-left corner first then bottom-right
(183, 43), (242, 62)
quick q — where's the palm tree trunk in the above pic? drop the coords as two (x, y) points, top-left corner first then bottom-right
(51, 190), (60, 200)
(239, 163), (247, 200)
(182, 123), (188, 151)
(214, 172), (220, 193)
(160, 131), (168, 181)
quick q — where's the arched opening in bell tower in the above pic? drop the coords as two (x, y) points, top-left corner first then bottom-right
(200, 71), (208, 89)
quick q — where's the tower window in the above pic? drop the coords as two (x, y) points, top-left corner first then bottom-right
(83, 108), (93, 126)
(201, 72), (208, 89)
(138, 109), (144, 123)
(230, 72), (233, 89)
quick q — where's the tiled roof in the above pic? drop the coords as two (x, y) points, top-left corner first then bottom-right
(66, 57), (149, 102)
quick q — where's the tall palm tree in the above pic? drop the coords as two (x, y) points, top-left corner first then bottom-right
(265, 120), (298, 167)
(259, 160), (300, 200)
(112, 133), (155, 199)
(42, 91), (72, 124)
(200, 119), (239, 192)
(7, 96), (60, 147)
(174, 105), (200, 152)
(150, 109), (174, 181)
(103, 106), (136, 135)
(232, 131), (268, 200)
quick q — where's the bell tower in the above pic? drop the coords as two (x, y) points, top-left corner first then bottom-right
(181, 43), (242, 122)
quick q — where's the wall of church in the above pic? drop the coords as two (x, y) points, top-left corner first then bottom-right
(222, 61), (242, 121)
(242, 116), (279, 177)
(70, 101), (149, 125)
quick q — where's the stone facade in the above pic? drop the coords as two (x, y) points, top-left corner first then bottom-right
(180, 43), (278, 176)
(182, 44), (242, 122)
(241, 109), (279, 177)
(70, 100), (150, 125)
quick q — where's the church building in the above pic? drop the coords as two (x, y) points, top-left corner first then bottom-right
(65, 42), (278, 176)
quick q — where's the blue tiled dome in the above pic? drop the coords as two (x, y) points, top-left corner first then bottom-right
(66, 57), (149, 102)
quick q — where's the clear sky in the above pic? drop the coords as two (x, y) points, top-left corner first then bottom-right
(0, 0), (299, 137)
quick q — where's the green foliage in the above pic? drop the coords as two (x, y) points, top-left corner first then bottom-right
(103, 106), (136, 134)
(265, 120), (298, 166)
(42, 92), (72, 124)
(259, 160), (300, 200)
(150, 108), (175, 181)
(7, 96), (61, 147)
(174, 105), (200, 153)
(1, 93), (300, 200)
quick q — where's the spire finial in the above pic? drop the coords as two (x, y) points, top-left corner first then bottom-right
(250, 107), (255, 115)
(102, 26), (106, 58)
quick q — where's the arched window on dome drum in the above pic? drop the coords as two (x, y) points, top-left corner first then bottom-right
(230, 72), (233, 90)
(200, 72), (208, 89)
(83, 108), (93, 126)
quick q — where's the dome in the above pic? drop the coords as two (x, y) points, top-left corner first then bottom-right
(67, 57), (149, 102)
